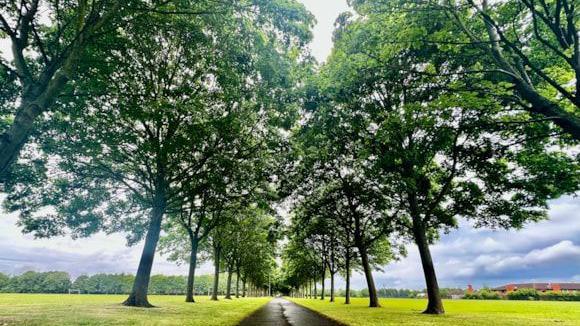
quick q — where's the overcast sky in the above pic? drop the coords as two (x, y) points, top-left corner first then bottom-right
(1, 0), (579, 291)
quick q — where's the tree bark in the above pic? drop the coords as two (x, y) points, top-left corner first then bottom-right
(515, 81), (580, 140)
(320, 262), (326, 300)
(345, 250), (351, 305)
(330, 271), (335, 302)
(123, 199), (165, 307)
(413, 218), (444, 314)
(359, 246), (380, 308)
(0, 73), (69, 180)
(476, 0), (580, 141)
(211, 244), (221, 301)
(242, 278), (246, 297)
(235, 266), (240, 298)
(185, 234), (199, 303)
(225, 267), (233, 299)
(330, 243), (336, 302)
(314, 280), (317, 299)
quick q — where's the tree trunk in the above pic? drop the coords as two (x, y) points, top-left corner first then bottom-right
(330, 240), (336, 302)
(330, 271), (335, 302)
(345, 250), (351, 305)
(314, 281), (317, 299)
(211, 245), (221, 301)
(242, 279), (246, 297)
(185, 234), (199, 303)
(320, 263), (326, 300)
(413, 219), (444, 314)
(0, 100), (43, 181)
(123, 202), (165, 307)
(359, 246), (380, 308)
(225, 267), (233, 299)
(0, 72), (69, 181)
(235, 266), (240, 298)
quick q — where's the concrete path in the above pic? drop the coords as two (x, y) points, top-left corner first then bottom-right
(238, 298), (342, 326)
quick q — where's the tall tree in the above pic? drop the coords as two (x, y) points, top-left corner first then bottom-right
(0, 0), (183, 178)
(4, 0), (314, 307)
(317, 5), (579, 314)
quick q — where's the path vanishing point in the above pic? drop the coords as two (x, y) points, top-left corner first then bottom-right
(238, 298), (342, 326)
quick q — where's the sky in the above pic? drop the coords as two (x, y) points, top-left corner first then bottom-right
(1, 0), (580, 291)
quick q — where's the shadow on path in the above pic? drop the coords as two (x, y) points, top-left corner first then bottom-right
(238, 298), (342, 326)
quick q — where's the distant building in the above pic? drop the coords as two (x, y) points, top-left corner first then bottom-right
(466, 284), (474, 294)
(492, 283), (580, 294)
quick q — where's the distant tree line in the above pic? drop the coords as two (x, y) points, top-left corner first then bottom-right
(290, 287), (464, 299)
(0, 271), (468, 299)
(465, 288), (580, 301)
(0, 271), (240, 295)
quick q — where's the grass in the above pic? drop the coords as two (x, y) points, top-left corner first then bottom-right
(289, 297), (580, 326)
(0, 294), (270, 326)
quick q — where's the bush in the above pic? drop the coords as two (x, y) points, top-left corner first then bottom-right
(480, 289), (501, 300)
(507, 288), (540, 301)
(539, 291), (580, 301)
(464, 289), (501, 300)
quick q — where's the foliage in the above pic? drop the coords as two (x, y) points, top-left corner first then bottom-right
(507, 289), (541, 301)
(538, 291), (580, 302)
(2, 0), (314, 307)
(0, 271), (245, 295)
(464, 289), (501, 300)
(291, 0), (580, 313)
(1, 271), (71, 294)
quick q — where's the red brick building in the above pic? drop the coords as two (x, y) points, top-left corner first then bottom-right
(492, 283), (580, 294)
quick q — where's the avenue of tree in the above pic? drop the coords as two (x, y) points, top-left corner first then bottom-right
(1, 0), (578, 316)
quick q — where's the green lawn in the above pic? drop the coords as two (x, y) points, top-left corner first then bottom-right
(0, 294), (269, 326)
(289, 297), (580, 326)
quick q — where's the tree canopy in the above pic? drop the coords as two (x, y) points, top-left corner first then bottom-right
(1, 0), (578, 316)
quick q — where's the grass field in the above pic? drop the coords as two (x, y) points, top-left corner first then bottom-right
(0, 294), (269, 325)
(289, 297), (580, 326)
(2, 294), (579, 325)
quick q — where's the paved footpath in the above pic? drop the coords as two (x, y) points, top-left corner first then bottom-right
(238, 297), (342, 326)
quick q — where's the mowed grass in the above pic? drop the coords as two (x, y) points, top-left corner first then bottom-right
(0, 294), (269, 326)
(289, 297), (580, 326)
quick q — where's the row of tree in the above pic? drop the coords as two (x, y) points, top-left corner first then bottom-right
(288, 287), (464, 299)
(1, 0), (314, 307)
(0, 271), (267, 296)
(0, 270), (463, 300)
(280, 0), (578, 315)
(2, 0), (579, 316)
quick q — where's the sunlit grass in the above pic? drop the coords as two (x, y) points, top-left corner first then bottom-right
(289, 297), (580, 326)
(0, 294), (269, 326)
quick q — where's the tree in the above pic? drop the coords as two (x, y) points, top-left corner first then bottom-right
(316, 5), (579, 314)
(4, 0), (314, 307)
(0, 273), (9, 291)
(351, 0), (580, 140)
(288, 178), (397, 307)
(0, 0), (176, 178)
(281, 237), (321, 298)
(288, 81), (401, 307)
(219, 208), (278, 300)
(0, 0), (316, 179)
